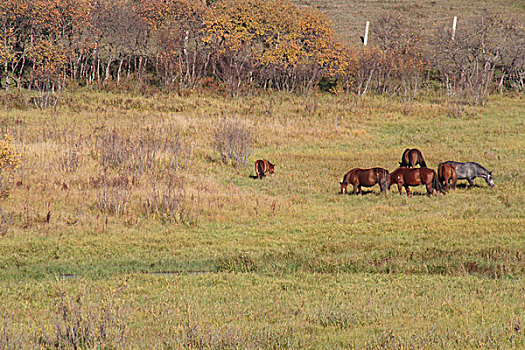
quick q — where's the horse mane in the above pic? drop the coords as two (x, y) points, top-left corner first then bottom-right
(341, 169), (356, 184)
(470, 162), (489, 173)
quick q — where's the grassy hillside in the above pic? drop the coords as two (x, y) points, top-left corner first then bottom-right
(295, 0), (525, 44)
(0, 89), (523, 348)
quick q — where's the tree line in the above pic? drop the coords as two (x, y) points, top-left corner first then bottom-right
(1, 0), (523, 107)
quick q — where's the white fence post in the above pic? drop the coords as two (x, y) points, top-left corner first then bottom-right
(452, 16), (457, 41)
(364, 21), (370, 46)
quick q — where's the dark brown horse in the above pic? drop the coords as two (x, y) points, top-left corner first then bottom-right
(340, 168), (390, 195)
(438, 162), (457, 191)
(389, 167), (444, 196)
(399, 148), (427, 168)
(255, 159), (275, 179)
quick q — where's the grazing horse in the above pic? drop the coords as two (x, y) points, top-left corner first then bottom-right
(254, 159), (275, 179)
(340, 167), (390, 195)
(442, 161), (494, 188)
(399, 148), (427, 168)
(389, 167), (444, 196)
(438, 162), (458, 191)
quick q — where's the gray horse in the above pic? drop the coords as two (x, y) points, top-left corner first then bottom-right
(442, 161), (494, 188)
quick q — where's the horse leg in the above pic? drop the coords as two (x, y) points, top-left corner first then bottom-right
(396, 183), (403, 195)
(352, 184), (358, 195)
(467, 178), (474, 188)
(358, 186), (363, 195)
(426, 183), (433, 196)
(404, 185), (411, 196)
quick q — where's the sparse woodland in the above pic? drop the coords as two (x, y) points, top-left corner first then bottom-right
(1, 0), (524, 104)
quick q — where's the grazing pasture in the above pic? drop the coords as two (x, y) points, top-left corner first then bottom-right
(0, 90), (524, 348)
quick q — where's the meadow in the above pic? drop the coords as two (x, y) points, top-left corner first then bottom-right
(0, 89), (523, 348)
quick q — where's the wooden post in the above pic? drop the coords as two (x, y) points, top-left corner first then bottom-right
(364, 21), (370, 46)
(452, 16), (457, 41)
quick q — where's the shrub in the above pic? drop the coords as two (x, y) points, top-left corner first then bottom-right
(94, 129), (130, 169)
(214, 118), (253, 167)
(142, 175), (198, 226)
(56, 146), (81, 173)
(0, 134), (23, 197)
(96, 174), (131, 217)
(39, 285), (129, 349)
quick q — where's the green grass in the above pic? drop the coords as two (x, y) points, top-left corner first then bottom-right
(0, 90), (524, 348)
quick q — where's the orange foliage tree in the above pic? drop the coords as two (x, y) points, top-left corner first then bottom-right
(203, 0), (343, 92)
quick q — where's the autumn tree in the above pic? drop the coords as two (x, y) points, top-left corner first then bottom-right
(138, 0), (209, 89)
(203, 0), (341, 93)
(0, 0), (32, 91)
(92, 0), (149, 86)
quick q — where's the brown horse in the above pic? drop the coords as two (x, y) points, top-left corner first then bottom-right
(340, 167), (390, 195)
(389, 167), (444, 196)
(255, 159), (275, 179)
(438, 162), (457, 191)
(399, 148), (427, 168)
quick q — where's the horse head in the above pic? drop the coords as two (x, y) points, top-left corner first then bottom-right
(268, 162), (275, 175)
(340, 181), (348, 195)
(486, 172), (495, 188)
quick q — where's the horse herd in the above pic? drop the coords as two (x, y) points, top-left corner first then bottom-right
(255, 148), (495, 197)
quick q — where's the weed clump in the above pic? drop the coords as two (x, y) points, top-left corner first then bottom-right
(214, 118), (253, 167)
(0, 134), (22, 197)
(39, 284), (129, 349)
(142, 175), (199, 226)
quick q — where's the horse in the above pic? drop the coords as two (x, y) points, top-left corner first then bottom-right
(389, 167), (444, 196)
(254, 159), (275, 179)
(442, 161), (494, 188)
(438, 162), (458, 191)
(340, 167), (390, 195)
(399, 148), (427, 168)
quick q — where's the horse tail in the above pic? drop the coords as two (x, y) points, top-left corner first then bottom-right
(437, 162), (444, 182)
(257, 161), (265, 179)
(379, 168), (390, 193)
(432, 169), (445, 194)
(448, 165), (454, 180)
(450, 164), (457, 189)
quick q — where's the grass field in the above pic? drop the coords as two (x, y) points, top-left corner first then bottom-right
(295, 0), (525, 45)
(0, 89), (524, 348)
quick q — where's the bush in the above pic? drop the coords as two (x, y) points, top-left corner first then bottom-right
(214, 118), (253, 167)
(142, 175), (198, 226)
(0, 134), (22, 197)
(39, 285), (129, 349)
(96, 174), (131, 217)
